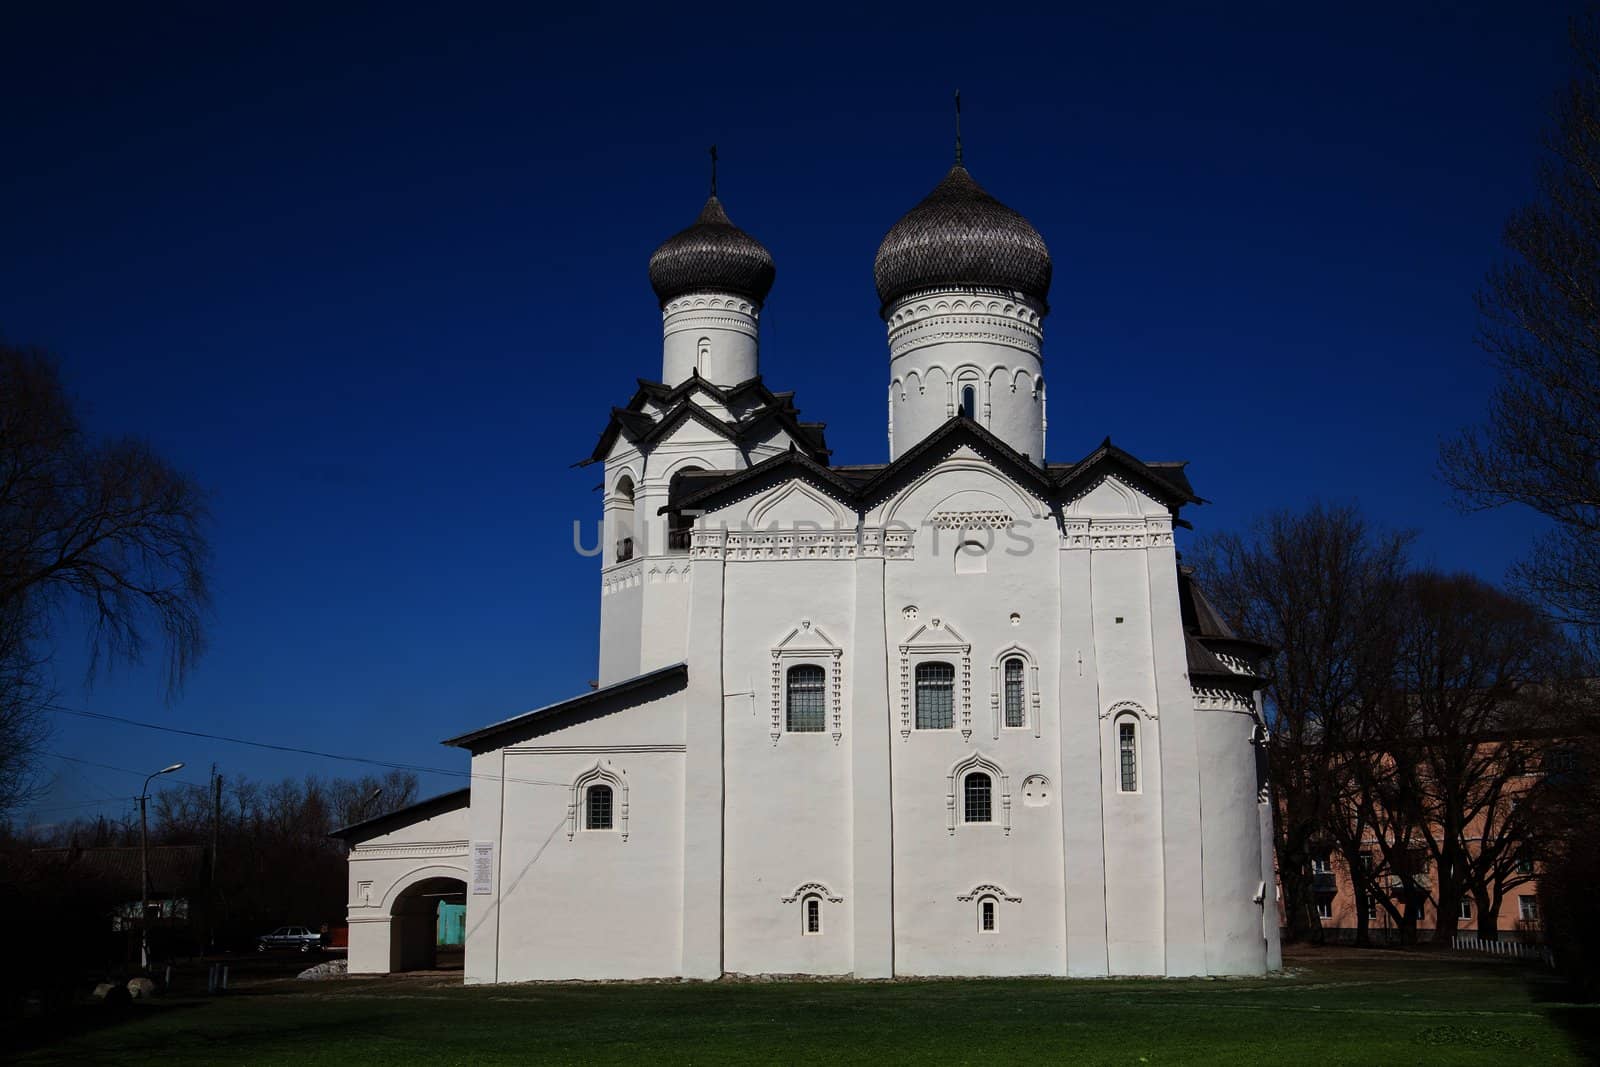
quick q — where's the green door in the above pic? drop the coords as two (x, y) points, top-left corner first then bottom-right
(436, 902), (466, 947)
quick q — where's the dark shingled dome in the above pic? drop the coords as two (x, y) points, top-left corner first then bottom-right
(648, 196), (776, 306)
(874, 165), (1052, 312)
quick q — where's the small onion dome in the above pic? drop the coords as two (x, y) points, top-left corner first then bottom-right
(648, 196), (776, 306)
(873, 164), (1051, 312)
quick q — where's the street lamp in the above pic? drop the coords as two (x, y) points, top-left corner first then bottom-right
(140, 762), (185, 972)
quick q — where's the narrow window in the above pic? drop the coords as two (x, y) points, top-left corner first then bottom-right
(586, 784), (613, 830)
(1316, 900), (1332, 920)
(785, 664), (827, 733)
(1519, 896), (1539, 922)
(980, 898), (996, 932)
(960, 385), (976, 419)
(1366, 898), (1378, 920)
(915, 662), (955, 729)
(1118, 720), (1138, 792)
(805, 896), (821, 934)
(964, 772), (992, 823)
(1003, 657), (1026, 728)
(1458, 899), (1472, 920)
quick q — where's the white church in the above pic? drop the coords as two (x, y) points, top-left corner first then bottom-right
(334, 145), (1283, 982)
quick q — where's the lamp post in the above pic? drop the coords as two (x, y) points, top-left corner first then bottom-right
(140, 762), (185, 972)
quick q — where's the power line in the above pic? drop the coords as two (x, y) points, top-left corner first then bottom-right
(44, 751), (211, 789)
(43, 702), (571, 790)
(22, 795), (139, 816)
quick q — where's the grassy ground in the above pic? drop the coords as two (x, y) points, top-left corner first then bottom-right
(5, 947), (1596, 1065)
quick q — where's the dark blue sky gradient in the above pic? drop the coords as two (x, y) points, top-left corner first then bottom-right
(1, 2), (1581, 821)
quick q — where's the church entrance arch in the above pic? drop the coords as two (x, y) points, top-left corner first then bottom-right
(388, 873), (468, 972)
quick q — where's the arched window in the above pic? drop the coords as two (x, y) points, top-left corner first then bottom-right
(980, 896), (997, 932)
(1003, 657), (1025, 728)
(915, 662), (955, 730)
(1118, 720), (1138, 793)
(666, 466), (705, 552)
(964, 771), (992, 823)
(959, 385), (976, 419)
(785, 664), (826, 733)
(804, 895), (822, 935)
(586, 784), (614, 830)
(613, 475), (636, 563)
(696, 337), (711, 375)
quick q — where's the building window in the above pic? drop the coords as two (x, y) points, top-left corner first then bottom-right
(585, 784), (613, 830)
(1459, 899), (1472, 920)
(963, 772), (993, 823)
(1118, 720), (1138, 792)
(960, 385), (976, 419)
(785, 664), (827, 733)
(1316, 900), (1332, 920)
(1311, 852), (1333, 874)
(1367, 898), (1378, 920)
(612, 475), (636, 563)
(1519, 896), (1539, 922)
(915, 661), (955, 729)
(980, 897), (997, 932)
(804, 896), (822, 935)
(1515, 857), (1535, 875)
(1003, 657), (1025, 728)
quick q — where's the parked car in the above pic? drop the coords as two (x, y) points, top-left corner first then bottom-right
(256, 925), (322, 954)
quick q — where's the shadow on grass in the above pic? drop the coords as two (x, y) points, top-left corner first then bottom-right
(0, 999), (204, 1058)
(1523, 967), (1600, 1062)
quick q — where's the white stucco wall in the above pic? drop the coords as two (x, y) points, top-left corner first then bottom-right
(463, 683), (687, 983)
(344, 801), (470, 975)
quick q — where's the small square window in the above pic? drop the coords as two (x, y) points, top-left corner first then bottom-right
(1519, 896), (1539, 922)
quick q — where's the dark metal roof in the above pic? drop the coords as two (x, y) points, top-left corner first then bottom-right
(329, 788), (472, 843)
(874, 165), (1052, 312)
(648, 196), (775, 307)
(582, 376), (830, 467)
(1177, 568), (1272, 686)
(1051, 438), (1203, 508)
(441, 663), (688, 751)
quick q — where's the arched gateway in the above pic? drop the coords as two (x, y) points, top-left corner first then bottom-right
(331, 789), (471, 974)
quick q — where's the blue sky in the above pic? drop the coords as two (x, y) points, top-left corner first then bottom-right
(0, 2), (1581, 822)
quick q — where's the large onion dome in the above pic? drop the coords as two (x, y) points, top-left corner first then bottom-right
(648, 196), (776, 307)
(873, 164), (1052, 312)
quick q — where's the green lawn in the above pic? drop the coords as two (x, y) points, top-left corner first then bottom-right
(6, 949), (1597, 1065)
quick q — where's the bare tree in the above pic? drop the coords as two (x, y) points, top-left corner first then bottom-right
(1195, 502), (1411, 943)
(0, 343), (211, 816)
(1441, 17), (1600, 654)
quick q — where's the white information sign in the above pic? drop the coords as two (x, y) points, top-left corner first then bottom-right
(471, 840), (495, 895)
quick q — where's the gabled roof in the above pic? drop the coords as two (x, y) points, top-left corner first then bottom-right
(671, 445), (863, 513)
(328, 788), (472, 843)
(854, 415), (1056, 508)
(582, 374), (830, 466)
(441, 663), (688, 751)
(1051, 437), (1203, 508)
(672, 415), (1066, 517)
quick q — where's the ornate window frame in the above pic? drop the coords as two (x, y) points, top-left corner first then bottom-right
(957, 882), (1021, 903)
(568, 760), (628, 841)
(780, 881), (842, 936)
(990, 645), (1041, 739)
(899, 619), (972, 740)
(1100, 701), (1151, 796)
(770, 621), (843, 744)
(948, 752), (1010, 835)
